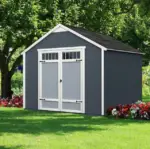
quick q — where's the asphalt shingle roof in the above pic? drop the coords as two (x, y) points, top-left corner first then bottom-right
(69, 26), (139, 53)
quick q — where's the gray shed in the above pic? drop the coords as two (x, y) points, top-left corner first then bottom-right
(22, 24), (142, 115)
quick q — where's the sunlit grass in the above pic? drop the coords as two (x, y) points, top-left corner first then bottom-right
(0, 108), (150, 149)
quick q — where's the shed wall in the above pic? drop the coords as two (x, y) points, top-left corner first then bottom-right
(25, 31), (101, 115)
(104, 51), (142, 112)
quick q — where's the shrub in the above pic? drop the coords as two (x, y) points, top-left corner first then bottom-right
(142, 66), (150, 97)
(11, 72), (23, 96)
(107, 101), (150, 120)
(0, 96), (23, 108)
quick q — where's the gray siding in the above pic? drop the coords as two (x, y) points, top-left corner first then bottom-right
(25, 31), (101, 115)
(104, 51), (142, 112)
(85, 47), (101, 115)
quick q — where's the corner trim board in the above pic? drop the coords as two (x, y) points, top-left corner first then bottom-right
(23, 53), (26, 109)
(101, 48), (105, 115)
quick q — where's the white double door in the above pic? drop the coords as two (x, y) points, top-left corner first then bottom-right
(38, 48), (85, 113)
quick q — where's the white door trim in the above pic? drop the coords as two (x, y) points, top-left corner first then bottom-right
(37, 46), (86, 52)
(37, 46), (85, 113)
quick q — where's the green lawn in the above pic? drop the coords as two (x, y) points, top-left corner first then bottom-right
(143, 96), (150, 102)
(0, 108), (150, 149)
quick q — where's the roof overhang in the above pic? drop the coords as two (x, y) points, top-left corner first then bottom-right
(107, 48), (144, 55)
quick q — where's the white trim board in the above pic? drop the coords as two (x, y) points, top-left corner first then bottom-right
(37, 46), (86, 52)
(53, 26), (67, 32)
(23, 53), (26, 109)
(107, 48), (143, 55)
(21, 24), (107, 55)
(101, 50), (104, 115)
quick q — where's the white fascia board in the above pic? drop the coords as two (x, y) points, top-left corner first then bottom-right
(21, 24), (107, 54)
(107, 48), (144, 55)
(21, 24), (64, 55)
(59, 24), (107, 51)
(53, 26), (67, 32)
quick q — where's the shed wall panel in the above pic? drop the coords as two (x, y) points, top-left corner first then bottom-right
(104, 51), (142, 113)
(25, 31), (101, 115)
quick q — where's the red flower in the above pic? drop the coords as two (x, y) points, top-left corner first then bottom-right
(106, 107), (114, 115)
(1, 100), (8, 107)
(0, 96), (23, 108)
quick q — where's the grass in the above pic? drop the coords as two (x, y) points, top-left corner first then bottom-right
(0, 108), (150, 149)
(143, 96), (150, 102)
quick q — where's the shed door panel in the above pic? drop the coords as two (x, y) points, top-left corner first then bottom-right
(61, 51), (83, 113)
(39, 51), (60, 111)
(42, 62), (58, 99)
(62, 62), (80, 100)
(62, 102), (81, 111)
(41, 100), (59, 109)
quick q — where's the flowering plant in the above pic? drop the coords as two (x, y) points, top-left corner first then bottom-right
(0, 96), (23, 108)
(112, 108), (118, 116)
(107, 101), (150, 120)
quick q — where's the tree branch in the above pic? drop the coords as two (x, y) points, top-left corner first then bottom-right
(3, 32), (12, 56)
(8, 34), (35, 63)
(7, 47), (18, 63)
(113, 2), (137, 15)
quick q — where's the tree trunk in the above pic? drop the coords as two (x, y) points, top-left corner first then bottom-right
(1, 68), (12, 99)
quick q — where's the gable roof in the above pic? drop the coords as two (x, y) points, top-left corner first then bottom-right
(22, 24), (142, 54)
(68, 26), (139, 53)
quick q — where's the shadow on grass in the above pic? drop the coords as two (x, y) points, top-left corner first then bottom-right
(0, 108), (149, 136)
(0, 145), (22, 149)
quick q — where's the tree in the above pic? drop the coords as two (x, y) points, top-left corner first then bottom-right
(116, 2), (150, 65)
(1, 0), (150, 98)
(0, 0), (48, 98)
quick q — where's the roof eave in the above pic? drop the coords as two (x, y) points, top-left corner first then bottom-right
(107, 48), (144, 55)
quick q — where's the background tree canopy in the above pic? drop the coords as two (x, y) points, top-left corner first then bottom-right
(0, 0), (150, 97)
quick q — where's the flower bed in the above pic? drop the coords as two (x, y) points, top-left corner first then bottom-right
(0, 96), (23, 108)
(107, 101), (150, 120)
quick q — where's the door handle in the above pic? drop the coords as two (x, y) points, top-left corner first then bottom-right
(60, 79), (62, 83)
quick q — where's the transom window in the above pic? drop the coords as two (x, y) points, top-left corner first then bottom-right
(42, 53), (58, 60)
(63, 52), (80, 59)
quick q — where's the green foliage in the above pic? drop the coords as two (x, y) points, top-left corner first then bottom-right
(0, 72), (1, 95)
(40, 0), (150, 65)
(142, 66), (150, 97)
(0, 0), (50, 96)
(11, 72), (23, 95)
(118, 5), (150, 65)
(1, 0), (150, 96)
